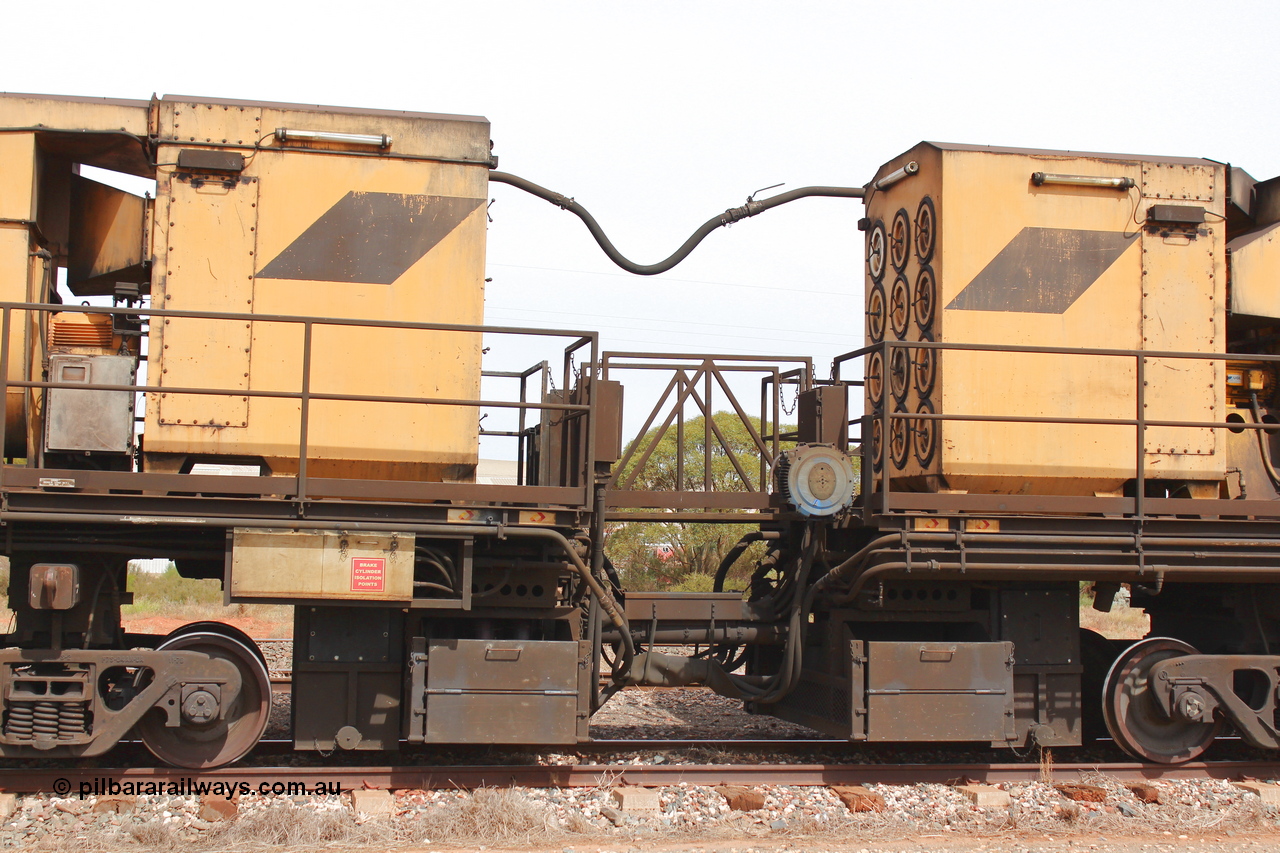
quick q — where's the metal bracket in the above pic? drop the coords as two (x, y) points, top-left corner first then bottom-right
(1149, 654), (1280, 749)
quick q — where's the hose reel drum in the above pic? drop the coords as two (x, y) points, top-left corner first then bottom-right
(776, 444), (857, 517)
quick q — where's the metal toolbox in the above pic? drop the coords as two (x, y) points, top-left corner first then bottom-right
(861, 640), (1015, 742)
(421, 639), (587, 744)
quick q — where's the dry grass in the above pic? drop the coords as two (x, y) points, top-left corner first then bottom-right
(122, 568), (292, 637)
(0, 562), (292, 639)
(401, 787), (592, 846)
(13, 784), (1280, 852)
(1079, 597), (1151, 640)
(206, 803), (389, 849)
(217, 790), (588, 851)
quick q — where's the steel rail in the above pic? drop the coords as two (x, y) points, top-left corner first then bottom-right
(4, 760), (1277, 794)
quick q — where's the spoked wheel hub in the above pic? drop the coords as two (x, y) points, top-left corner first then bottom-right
(135, 627), (271, 769)
(1102, 637), (1220, 764)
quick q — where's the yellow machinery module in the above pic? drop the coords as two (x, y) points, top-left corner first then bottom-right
(864, 142), (1228, 497)
(0, 93), (492, 481)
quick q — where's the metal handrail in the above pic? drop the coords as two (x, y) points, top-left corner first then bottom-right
(843, 338), (1280, 522)
(600, 353), (811, 506)
(0, 301), (599, 508)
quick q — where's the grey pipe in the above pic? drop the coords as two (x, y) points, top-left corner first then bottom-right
(602, 624), (785, 645)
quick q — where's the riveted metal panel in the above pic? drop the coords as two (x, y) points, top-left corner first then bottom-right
(153, 173), (259, 430)
(142, 97), (489, 482)
(424, 639), (581, 743)
(865, 641), (1013, 741)
(1140, 163), (1222, 462)
(865, 142), (1227, 495)
(230, 528), (414, 601)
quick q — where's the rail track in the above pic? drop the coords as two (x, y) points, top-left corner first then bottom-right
(3, 753), (1277, 794)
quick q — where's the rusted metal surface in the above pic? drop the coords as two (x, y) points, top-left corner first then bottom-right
(0, 759), (1276, 794)
(862, 641), (1015, 743)
(420, 639), (585, 744)
(0, 647), (246, 760)
(1147, 651), (1280, 753)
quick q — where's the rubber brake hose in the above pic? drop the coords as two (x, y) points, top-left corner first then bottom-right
(489, 171), (864, 275)
(1249, 393), (1280, 490)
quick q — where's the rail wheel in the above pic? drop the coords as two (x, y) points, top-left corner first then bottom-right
(1102, 637), (1220, 764)
(136, 628), (271, 769)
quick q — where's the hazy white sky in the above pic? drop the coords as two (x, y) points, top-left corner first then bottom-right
(7, 1), (1280, 451)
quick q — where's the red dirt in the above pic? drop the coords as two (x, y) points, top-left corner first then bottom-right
(123, 615), (291, 639)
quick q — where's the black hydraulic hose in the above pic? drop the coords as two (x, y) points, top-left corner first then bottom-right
(1248, 393), (1280, 490)
(489, 171), (864, 275)
(713, 530), (782, 593)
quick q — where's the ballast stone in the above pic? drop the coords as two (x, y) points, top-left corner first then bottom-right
(957, 784), (1010, 807)
(349, 789), (395, 817)
(1234, 782), (1280, 804)
(611, 786), (660, 813)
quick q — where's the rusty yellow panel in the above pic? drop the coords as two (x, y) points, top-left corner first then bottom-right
(0, 230), (31, 455)
(0, 94), (148, 136)
(0, 134), (37, 221)
(964, 519), (1000, 533)
(150, 173), (258, 432)
(159, 99), (264, 148)
(1142, 162), (1216, 202)
(157, 97), (490, 163)
(1229, 222), (1280, 320)
(0, 95), (151, 177)
(239, 151), (484, 474)
(865, 143), (1226, 495)
(143, 98), (489, 480)
(229, 528), (413, 601)
(1140, 198), (1223, 468)
(912, 516), (950, 531)
(67, 174), (147, 295)
(0, 135), (38, 457)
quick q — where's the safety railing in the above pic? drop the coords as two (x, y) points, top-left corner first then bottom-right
(599, 353), (812, 520)
(0, 301), (599, 510)
(833, 338), (1280, 524)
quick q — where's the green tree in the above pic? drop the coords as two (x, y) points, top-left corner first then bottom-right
(605, 412), (790, 591)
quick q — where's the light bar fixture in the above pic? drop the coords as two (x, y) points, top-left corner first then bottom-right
(1031, 172), (1135, 190)
(275, 128), (393, 149)
(873, 161), (919, 191)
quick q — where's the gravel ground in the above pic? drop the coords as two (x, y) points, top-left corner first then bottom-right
(5, 639), (1280, 850)
(3, 776), (1280, 852)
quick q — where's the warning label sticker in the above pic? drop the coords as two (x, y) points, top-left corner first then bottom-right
(351, 557), (386, 592)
